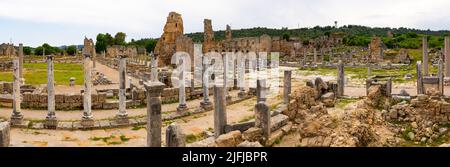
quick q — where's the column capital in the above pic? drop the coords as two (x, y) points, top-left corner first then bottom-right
(144, 81), (165, 97)
(46, 54), (54, 60)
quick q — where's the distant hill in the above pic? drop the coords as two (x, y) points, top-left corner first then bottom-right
(185, 25), (450, 49)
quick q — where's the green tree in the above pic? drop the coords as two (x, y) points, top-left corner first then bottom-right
(282, 32), (290, 41)
(66, 45), (77, 55)
(23, 46), (32, 55)
(114, 32), (127, 45)
(95, 33), (114, 53)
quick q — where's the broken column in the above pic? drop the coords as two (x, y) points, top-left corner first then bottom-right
(213, 86), (227, 138)
(445, 36), (450, 80)
(144, 81), (165, 147)
(200, 56), (212, 110)
(417, 61), (424, 94)
(69, 77), (75, 87)
(255, 101), (270, 145)
(116, 54), (128, 123)
(45, 55), (57, 129)
(438, 59), (444, 95)
(10, 59), (23, 125)
(337, 60), (345, 98)
(0, 122), (10, 147)
(423, 37), (429, 76)
(151, 55), (158, 81)
(283, 70), (292, 104)
(18, 43), (24, 80)
(177, 59), (187, 112)
(81, 51), (94, 127)
(165, 123), (186, 147)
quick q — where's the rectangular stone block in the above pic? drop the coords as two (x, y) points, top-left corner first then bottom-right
(40, 94), (48, 103)
(91, 94), (98, 104)
(99, 120), (111, 128)
(64, 94), (74, 103)
(97, 93), (107, 103)
(0, 122), (10, 147)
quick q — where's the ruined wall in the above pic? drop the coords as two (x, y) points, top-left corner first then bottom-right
(369, 37), (385, 62)
(106, 45), (137, 58)
(0, 43), (15, 56)
(154, 12), (184, 66)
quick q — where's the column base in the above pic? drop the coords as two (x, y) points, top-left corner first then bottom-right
(10, 114), (24, 125)
(238, 91), (247, 99)
(44, 117), (58, 129)
(81, 116), (95, 127)
(177, 104), (188, 112)
(115, 114), (129, 124)
(200, 101), (213, 110)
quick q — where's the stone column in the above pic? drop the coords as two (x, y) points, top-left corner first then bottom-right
(438, 59), (444, 96)
(320, 48), (324, 66)
(445, 36), (450, 78)
(423, 37), (429, 76)
(0, 122), (10, 147)
(177, 59), (187, 112)
(10, 59), (23, 125)
(45, 55), (57, 129)
(81, 52), (94, 127)
(18, 44), (24, 80)
(284, 70), (292, 104)
(223, 53), (232, 101)
(116, 55), (128, 123)
(238, 55), (247, 99)
(337, 60), (344, 98)
(313, 48), (317, 67)
(200, 56), (212, 110)
(69, 77), (75, 87)
(165, 123), (186, 147)
(416, 61), (424, 94)
(144, 81), (165, 147)
(255, 101), (270, 145)
(213, 86), (227, 138)
(151, 56), (158, 81)
(367, 63), (372, 77)
(386, 77), (392, 97)
(329, 48), (333, 64)
(256, 79), (267, 103)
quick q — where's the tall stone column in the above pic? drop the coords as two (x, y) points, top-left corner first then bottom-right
(283, 70), (292, 104)
(313, 48), (317, 67)
(438, 59), (444, 96)
(151, 56), (158, 81)
(337, 60), (345, 98)
(213, 86), (227, 138)
(416, 61), (424, 94)
(200, 56), (212, 110)
(81, 52), (94, 127)
(223, 53), (232, 101)
(320, 48), (324, 66)
(423, 37), (429, 76)
(18, 44), (24, 80)
(44, 55), (57, 129)
(144, 81), (165, 147)
(165, 123), (186, 147)
(10, 58), (23, 125)
(177, 59), (187, 112)
(445, 36), (450, 78)
(116, 55), (128, 123)
(238, 55), (247, 99)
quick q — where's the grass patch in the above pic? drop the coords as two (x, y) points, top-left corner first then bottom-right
(0, 63), (83, 85)
(335, 98), (359, 109)
(238, 115), (255, 123)
(131, 126), (146, 131)
(185, 133), (206, 144)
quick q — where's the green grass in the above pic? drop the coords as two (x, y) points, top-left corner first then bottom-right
(0, 63), (83, 85)
(336, 98), (359, 109)
(185, 133), (205, 144)
(238, 115), (255, 123)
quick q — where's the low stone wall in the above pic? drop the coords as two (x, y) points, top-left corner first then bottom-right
(21, 92), (107, 110)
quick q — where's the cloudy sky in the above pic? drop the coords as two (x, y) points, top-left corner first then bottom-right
(0, 0), (449, 47)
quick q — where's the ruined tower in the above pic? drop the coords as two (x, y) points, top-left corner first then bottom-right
(154, 12), (184, 66)
(225, 25), (232, 42)
(202, 19), (216, 53)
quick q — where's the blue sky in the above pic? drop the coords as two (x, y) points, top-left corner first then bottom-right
(0, 0), (449, 47)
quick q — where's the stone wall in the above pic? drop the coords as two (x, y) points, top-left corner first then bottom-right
(154, 12), (184, 66)
(21, 92), (107, 110)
